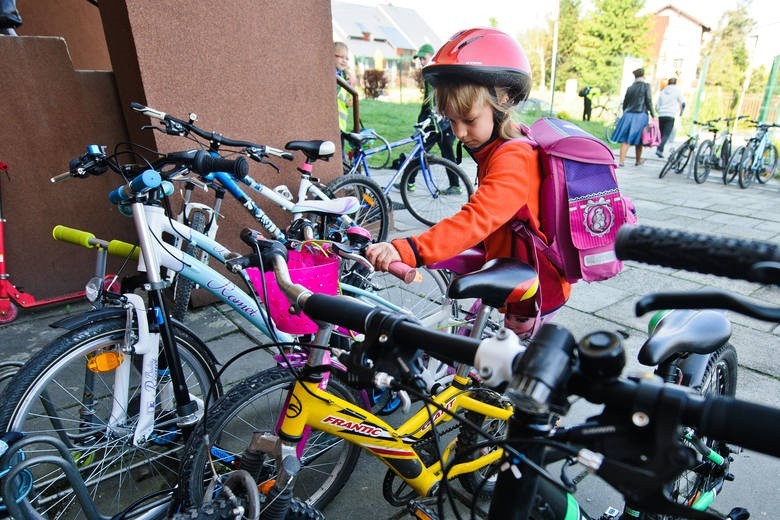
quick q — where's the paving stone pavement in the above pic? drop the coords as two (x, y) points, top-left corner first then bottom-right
(0, 149), (778, 518)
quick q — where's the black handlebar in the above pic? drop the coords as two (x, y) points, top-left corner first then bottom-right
(130, 102), (294, 161)
(615, 225), (780, 285)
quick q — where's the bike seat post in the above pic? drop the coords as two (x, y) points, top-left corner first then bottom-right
(455, 299), (500, 379)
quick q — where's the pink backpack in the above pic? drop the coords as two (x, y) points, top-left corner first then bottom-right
(510, 117), (637, 283)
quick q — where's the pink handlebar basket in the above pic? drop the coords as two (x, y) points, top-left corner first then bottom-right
(247, 247), (339, 334)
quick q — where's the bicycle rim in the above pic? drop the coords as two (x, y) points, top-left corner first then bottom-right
(674, 142), (693, 173)
(179, 368), (361, 511)
(400, 155), (473, 227)
(323, 174), (390, 242)
(723, 147), (745, 185)
(663, 345), (737, 515)
(738, 153), (755, 189)
(456, 390), (511, 498)
(756, 143), (778, 183)
(344, 266), (454, 332)
(364, 132), (393, 169)
(0, 317), (220, 519)
(659, 152), (678, 178)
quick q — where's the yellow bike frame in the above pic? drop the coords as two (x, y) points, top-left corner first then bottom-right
(278, 370), (512, 497)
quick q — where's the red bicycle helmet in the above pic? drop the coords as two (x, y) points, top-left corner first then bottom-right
(422, 28), (532, 105)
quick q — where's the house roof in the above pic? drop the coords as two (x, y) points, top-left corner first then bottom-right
(654, 5), (711, 32)
(332, 1), (442, 59)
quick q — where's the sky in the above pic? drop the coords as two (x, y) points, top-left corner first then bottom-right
(343, 0), (778, 68)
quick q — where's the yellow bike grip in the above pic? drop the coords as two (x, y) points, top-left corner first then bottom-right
(107, 240), (140, 261)
(52, 225), (96, 248)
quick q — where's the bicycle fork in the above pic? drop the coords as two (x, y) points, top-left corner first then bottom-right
(106, 293), (203, 446)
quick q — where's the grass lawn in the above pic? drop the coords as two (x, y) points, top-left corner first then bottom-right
(350, 98), (614, 159)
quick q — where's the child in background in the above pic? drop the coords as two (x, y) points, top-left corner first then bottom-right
(367, 28), (570, 337)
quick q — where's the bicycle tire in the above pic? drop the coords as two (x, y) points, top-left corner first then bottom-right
(693, 140), (713, 184)
(723, 146), (746, 185)
(756, 143), (778, 184)
(400, 155), (474, 227)
(178, 367), (362, 511)
(364, 132), (393, 170)
(324, 174), (390, 242)
(738, 151), (755, 189)
(659, 149), (679, 178)
(172, 209), (209, 321)
(673, 141), (693, 174)
(662, 344), (738, 516)
(456, 390), (511, 498)
(0, 317), (221, 520)
(605, 120), (618, 145)
(718, 138), (732, 170)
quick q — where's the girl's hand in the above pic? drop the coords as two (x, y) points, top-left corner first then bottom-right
(366, 242), (403, 271)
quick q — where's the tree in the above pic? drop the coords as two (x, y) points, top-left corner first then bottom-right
(568, 0), (652, 96)
(550, 0), (582, 90)
(703, 3), (755, 107)
(520, 26), (551, 90)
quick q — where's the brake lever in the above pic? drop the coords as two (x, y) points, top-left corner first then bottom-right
(258, 157), (280, 174)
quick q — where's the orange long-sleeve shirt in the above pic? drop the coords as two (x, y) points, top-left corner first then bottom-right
(391, 137), (571, 314)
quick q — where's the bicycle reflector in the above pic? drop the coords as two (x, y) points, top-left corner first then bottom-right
(87, 350), (124, 373)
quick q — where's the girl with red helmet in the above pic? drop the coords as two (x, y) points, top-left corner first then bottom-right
(366, 28), (571, 337)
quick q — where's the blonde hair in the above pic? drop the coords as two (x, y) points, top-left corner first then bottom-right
(434, 83), (521, 140)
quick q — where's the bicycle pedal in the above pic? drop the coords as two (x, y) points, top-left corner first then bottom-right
(598, 506), (620, 520)
(407, 499), (437, 520)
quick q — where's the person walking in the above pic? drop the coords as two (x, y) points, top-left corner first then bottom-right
(611, 67), (655, 167)
(368, 28), (570, 338)
(655, 77), (685, 158)
(396, 43), (461, 195)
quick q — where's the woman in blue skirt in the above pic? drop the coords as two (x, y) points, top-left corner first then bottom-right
(611, 67), (655, 167)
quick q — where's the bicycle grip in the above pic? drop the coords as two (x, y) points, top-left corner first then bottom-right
(696, 396), (780, 458)
(108, 169), (162, 204)
(304, 293), (376, 332)
(388, 262), (421, 284)
(107, 240), (140, 261)
(52, 225), (96, 248)
(615, 225), (780, 284)
(50, 171), (72, 183)
(130, 101), (166, 120)
(193, 150), (249, 177)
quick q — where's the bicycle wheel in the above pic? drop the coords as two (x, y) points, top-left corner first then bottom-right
(659, 149), (679, 178)
(723, 146), (746, 185)
(673, 141), (693, 174)
(171, 209), (208, 321)
(738, 151), (755, 189)
(0, 317), (221, 520)
(605, 119), (618, 145)
(756, 143), (778, 183)
(364, 131), (393, 170)
(662, 344), (737, 514)
(178, 367), (362, 511)
(324, 174), (390, 242)
(456, 389), (511, 498)
(693, 140), (713, 184)
(400, 155), (474, 227)
(718, 138), (732, 170)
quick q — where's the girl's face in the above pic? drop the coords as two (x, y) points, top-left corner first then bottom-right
(445, 98), (495, 149)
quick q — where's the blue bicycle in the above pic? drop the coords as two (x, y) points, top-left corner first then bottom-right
(342, 116), (474, 226)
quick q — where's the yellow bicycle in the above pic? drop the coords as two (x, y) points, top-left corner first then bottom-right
(178, 240), (539, 512)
